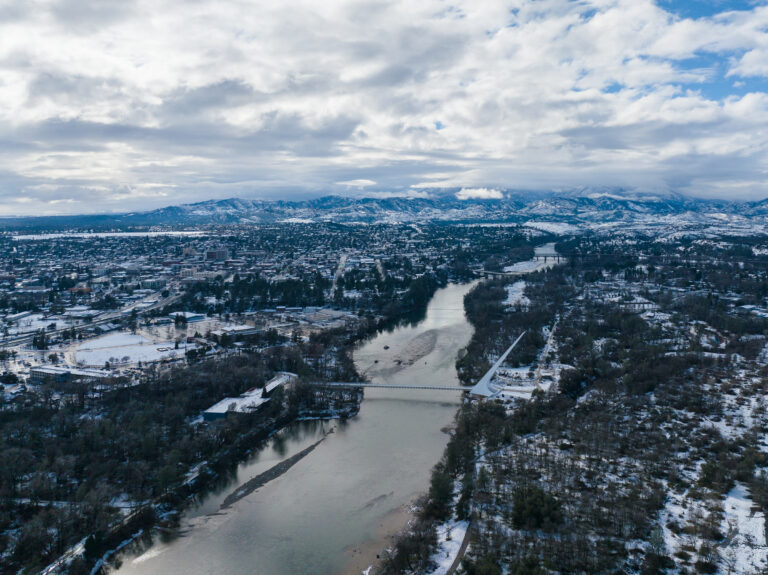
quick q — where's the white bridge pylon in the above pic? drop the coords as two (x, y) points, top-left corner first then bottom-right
(467, 331), (526, 398)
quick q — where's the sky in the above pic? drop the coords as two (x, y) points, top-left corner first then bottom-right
(2, 0), (768, 215)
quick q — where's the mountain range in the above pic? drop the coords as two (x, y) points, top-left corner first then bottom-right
(2, 189), (768, 234)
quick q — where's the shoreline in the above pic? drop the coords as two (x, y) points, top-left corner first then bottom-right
(340, 499), (418, 575)
(93, 410), (355, 574)
(107, 281), (470, 575)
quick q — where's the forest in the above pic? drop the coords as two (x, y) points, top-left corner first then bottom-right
(0, 339), (360, 574)
(383, 235), (768, 575)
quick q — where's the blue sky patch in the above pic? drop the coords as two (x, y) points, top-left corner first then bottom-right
(657, 0), (764, 20)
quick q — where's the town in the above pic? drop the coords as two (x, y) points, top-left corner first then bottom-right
(0, 223), (530, 397)
(3, 217), (768, 575)
(0, 221), (537, 573)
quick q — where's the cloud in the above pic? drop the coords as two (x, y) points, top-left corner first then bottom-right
(336, 179), (376, 188)
(1, 0), (768, 213)
(456, 188), (504, 200)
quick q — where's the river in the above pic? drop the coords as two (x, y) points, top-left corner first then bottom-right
(113, 281), (478, 575)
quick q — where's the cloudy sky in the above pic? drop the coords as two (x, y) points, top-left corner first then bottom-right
(2, 0), (768, 214)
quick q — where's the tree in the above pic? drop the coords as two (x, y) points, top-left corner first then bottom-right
(456, 474), (473, 521)
(32, 329), (48, 350)
(425, 467), (453, 520)
(511, 485), (563, 531)
(83, 533), (104, 561)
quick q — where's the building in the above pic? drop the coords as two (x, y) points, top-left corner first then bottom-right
(140, 277), (167, 290)
(206, 248), (229, 261)
(202, 388), (269, 421)
(202, 372), (296, 421)
(168, 311), (206, 323)
(64, 306), (99, 320)
(6, 311), (32, 323)
(29, 366), (113, 386)
(211, 324), (261, 341)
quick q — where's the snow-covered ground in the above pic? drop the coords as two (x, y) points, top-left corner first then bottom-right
(523, 221), (581, 235)
(503, 260), (541, 273)
(73, 332), (189, 366)
(423, 518), (469, 575)
(13, 231), (207, 240)
(78, 333), (146, 350)
(204, 389), (269, 417)
(7, 313), (75, 335)
(279, 217), (314, 223)
(720, 483), (768, 574)
(503, 281), (530, 308)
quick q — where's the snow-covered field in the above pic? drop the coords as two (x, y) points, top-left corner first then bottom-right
(503, 260), (541, 273)
(503, 281), (530, 308)
(8, 314), (72, 335)
(74, 332), (188, 366)
(720, 483), (768, 573)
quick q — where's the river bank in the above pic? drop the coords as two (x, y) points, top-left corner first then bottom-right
(377, 243), (566, 574)
(82, 396), (362, 575)
(112, 282), (477, 575)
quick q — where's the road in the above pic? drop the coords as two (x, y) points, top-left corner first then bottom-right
(331, 253), (348, 294)
(534, 316), (559, 388)
(446, 519), (473, 575)
(375, 259), (386, 280)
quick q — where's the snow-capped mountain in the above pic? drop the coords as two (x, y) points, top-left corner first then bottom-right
(0, 189), (761, 233)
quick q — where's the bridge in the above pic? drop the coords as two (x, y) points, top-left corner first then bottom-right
(310, 331), (526, 398)
(533, 252), (563, 263)
(315, 383), (475, 391)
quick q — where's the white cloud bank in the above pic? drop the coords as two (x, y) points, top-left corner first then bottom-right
(2, 0), (768, 213)
(456, 188), (504, 200)
(336, 179), (377, 188)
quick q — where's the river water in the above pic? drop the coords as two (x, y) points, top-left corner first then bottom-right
(114, 281), (478, 575)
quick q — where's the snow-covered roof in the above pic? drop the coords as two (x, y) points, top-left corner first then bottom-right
(203, 373), (296, 416)
(265, 372), (297, 393)
(204, 390), (269, 415)
(30, 366), (112, 379)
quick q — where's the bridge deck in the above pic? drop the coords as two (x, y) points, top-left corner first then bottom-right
(311, 332), (525, 396)
(313, 382), (474, 391)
